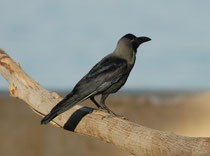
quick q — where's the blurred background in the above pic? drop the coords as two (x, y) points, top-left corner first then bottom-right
(0, 0), (210, 156)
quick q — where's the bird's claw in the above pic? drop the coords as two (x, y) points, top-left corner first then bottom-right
(101, 114), (128, 120)
(94, 108), (108, 112)
(99, 108), (106, 112)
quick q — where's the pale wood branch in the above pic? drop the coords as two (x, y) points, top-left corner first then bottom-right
(0, 48), (210, 156)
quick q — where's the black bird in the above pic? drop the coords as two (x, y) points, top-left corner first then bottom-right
(41, 33), (151, 124)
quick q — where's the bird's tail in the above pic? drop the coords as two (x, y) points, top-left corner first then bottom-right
(41, 93), (81, 125)
(40, 111), (58, 125)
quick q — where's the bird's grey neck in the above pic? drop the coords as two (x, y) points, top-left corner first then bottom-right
(113, 46), (136, 64)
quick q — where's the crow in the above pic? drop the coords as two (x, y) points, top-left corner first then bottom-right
(41, 33), (151, 124)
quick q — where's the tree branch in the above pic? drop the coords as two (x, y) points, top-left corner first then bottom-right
(0, 48), (210, 156)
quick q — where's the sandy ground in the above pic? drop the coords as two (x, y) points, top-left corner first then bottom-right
(0, 91), (210, 156)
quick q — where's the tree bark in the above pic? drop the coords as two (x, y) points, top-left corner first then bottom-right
(0, 48), (210, 156)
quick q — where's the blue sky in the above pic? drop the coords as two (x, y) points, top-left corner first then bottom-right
(0, 0), (210, 90)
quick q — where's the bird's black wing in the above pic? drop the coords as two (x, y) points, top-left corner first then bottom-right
(40, 55), (128, 124)
(72, 56), (128, 97)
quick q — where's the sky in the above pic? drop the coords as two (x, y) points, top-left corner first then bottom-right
(0, 0), (210, 91)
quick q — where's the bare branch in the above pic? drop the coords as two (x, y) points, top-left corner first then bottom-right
(0, 48), (210, 156)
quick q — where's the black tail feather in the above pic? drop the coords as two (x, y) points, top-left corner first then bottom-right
(41, 111), (58, 125)
(40, 92), (83, 125)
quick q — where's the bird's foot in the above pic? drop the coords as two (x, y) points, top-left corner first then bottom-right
(95, 108), (107, 112)
(101, 114), (128, 120)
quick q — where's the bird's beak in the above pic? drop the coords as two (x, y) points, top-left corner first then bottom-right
(132, 36), (151, 52)
(136, 36), (151, 45)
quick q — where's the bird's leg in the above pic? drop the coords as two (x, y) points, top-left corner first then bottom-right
(100, 94), (127, 120)
(100, 94), (118, 115)
(90, 97), (103, 108)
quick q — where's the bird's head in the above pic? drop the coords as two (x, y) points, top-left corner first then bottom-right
(117, 33), (151, 53)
